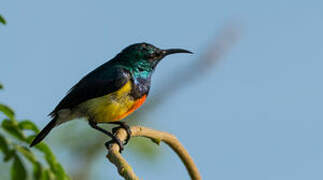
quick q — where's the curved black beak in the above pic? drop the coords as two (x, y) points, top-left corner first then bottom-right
(162, 48), (193, 56)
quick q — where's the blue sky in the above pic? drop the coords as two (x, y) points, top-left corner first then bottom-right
(1, 0), (323, 179)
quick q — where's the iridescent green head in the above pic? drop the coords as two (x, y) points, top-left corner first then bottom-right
(117, 42), (192, 72)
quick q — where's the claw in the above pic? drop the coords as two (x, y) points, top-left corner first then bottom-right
(109, 122), (132, 145)
(105, 137), (124, 153)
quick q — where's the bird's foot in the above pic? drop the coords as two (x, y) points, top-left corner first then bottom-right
(89, 121), (125, 153)
(110, 122), (132, 145)
(105, 136), (124, 153)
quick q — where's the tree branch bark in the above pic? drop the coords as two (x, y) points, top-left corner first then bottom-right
(106, 126), (201, 180)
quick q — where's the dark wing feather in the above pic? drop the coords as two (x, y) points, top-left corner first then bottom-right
(50, 66), (129, 116)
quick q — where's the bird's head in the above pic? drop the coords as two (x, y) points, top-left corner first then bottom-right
(117, 42), (192, 72)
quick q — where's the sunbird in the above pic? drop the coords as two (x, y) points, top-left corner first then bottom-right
(30, 42), (192, 151)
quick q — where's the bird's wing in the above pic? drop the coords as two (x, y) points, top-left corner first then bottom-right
(50, 66), (130, 116)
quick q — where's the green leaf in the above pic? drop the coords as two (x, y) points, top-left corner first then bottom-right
(32, 162), (43, 180)
(36, 144), (68, 179)
(27, 136), (69, 179)
(0, 83), (3, 89)
(44, 152), (58, 174)
(0, 104), (15, 120)
(55, 163), (70, 180)
(0, 133), (10, 154)
(5, 149), (16, 162)
(15, 145), (43, 179)
(2, 119), (25, 141)
(0, 133), (15, 161)
(11, 155), (27, 180)
(32, 140), (54, 159)
(42, 169), (56, 180)
(15, 145), (37, 163)
(0, 133), (16, 161)
(0, 15), (6, 25)
(19, 120), (39, 133)
(30, 139), (56, 170)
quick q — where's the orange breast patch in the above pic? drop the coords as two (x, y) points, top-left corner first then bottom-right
(114, 95), (147, 120)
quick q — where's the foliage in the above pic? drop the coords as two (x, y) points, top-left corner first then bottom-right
(0, 84), (70, 180)
(0, 15), (6, 25)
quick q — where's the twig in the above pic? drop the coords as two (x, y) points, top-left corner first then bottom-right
(106, 126), (201, 180)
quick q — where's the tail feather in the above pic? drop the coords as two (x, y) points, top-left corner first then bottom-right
(30, 117), (57, 147)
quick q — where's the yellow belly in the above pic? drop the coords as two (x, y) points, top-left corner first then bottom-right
(77, 81), (146, 123)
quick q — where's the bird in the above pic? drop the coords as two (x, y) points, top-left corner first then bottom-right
(30, 42), (192, 151)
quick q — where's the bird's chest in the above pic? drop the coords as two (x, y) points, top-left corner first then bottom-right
(129, 77), (151, 99)
(81, 80), (148, 122)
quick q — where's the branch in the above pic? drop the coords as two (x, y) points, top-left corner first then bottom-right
(106, 126), (201, 180)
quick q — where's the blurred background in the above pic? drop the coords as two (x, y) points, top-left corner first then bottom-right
(1, 0), (323, 179)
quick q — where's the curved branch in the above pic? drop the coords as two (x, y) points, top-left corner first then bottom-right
(106, 126), (201, 180)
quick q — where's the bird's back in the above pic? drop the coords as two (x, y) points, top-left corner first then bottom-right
(50, 60), (129, 117)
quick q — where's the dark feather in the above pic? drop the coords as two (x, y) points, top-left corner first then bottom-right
(49, 65), (130, 117)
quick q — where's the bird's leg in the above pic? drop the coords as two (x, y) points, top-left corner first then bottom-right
(88, 121), (124, 152)
(109, 121), (132, 145)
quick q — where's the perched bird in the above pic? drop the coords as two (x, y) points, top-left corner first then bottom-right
(30, 42), (192, 151)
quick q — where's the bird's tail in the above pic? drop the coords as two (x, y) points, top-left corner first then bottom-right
(30, 117), (57, 147)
